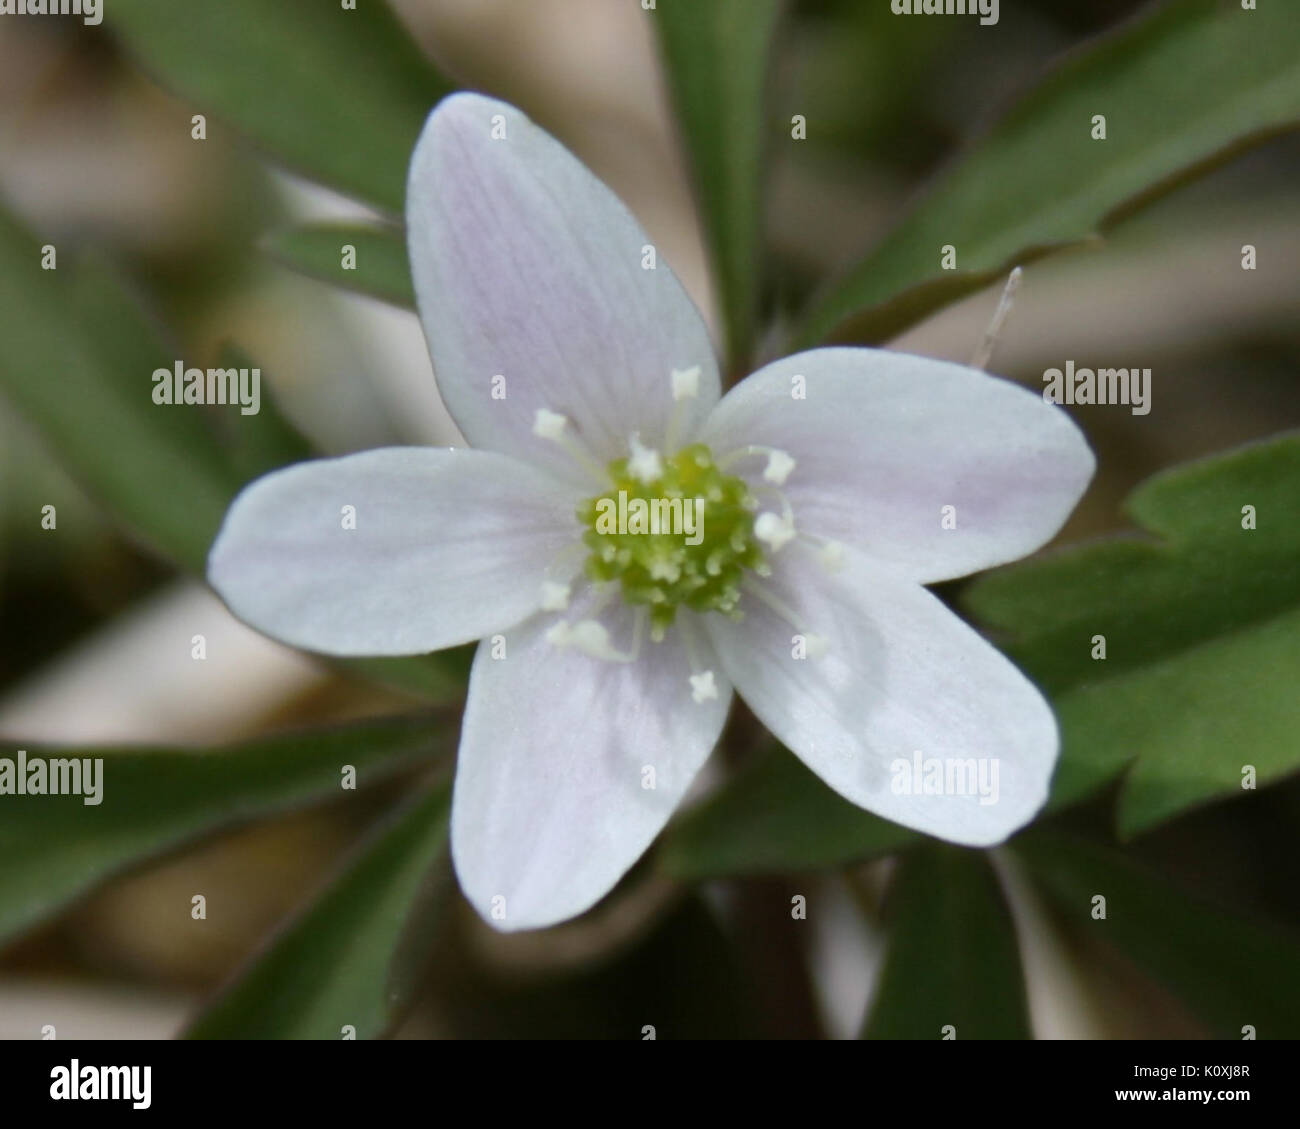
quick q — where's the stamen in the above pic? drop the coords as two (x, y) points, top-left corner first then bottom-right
(586, 579), (620, 620)
(536, 540), (588, 613)
(750, 480), (797, 552)
(627, 433), (664, 485)
(741, 576), (802, 628)
(795, 533), (846, 573)
(671, 366), (701, 402)
(629, 606), (648, 660)
(532, 408), (567, 441)
(539, 581), (571, 611)
(567, 619), (623, 661)
(663, 365), (703, 452)
(754, 511), (796, 552)
(763, 450), (796, 485)
(741, 577), (829, 659)
(719, 445), (798, 486)
(543, 540), (587, 581)
(532, 408), (608, 482)
(818, 540), (846, 572)
(803, 632), (830, 658)
(689, 670), (719, 704)
(545, 617), (639, 663)
(678, 610), (702, 666)
(677, 613), (721, 705)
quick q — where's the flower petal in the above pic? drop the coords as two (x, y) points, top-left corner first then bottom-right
(208, 447), (580, 656)
(703, 547), (1057, 846)
(406, 92), (720, 485)
(698, 347), (1094, 583)
(452, 602), (730, 930)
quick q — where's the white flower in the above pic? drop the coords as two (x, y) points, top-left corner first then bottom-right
(208, 94), (1094, 932)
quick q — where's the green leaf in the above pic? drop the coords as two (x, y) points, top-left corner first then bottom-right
(186, 783), (452, 1039)
(0, 714), (448, 945)
(794, 0), (1300, 347)
(107, 0), (450, 214)
(1066, 607), (1300, 835)
(655, 0), (782, 373)
(1016, 830), (1300, 1038)
(262, 223), (415, 308)
(659, 744), (916, 878)
(965, 434), (1300, 832)
(338, 649), (471, 708)
(971, 435), (1300, 694)
(0, 209), (241, 573)
(862, 845), (1031, 1039)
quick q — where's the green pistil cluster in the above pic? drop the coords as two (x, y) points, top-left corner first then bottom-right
(578, 443), (765, 637)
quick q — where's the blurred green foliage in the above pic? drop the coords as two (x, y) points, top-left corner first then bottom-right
(657, 0), (782, 375)
(261, 223), (415, 310)
(792, 0), (1300, 346)
(863, 846), (1031, 1039)
(187, 783), (452, 1040)
(966, 434), (1300, 832)
(0, 715), (450, 946)
(108, 0), (450, 214)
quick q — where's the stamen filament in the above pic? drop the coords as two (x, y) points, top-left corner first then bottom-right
(741, 576), (804, 630)
(532, 408), (610, 484)
(665, 365), (701, 453)
(676, 614), (720, 704)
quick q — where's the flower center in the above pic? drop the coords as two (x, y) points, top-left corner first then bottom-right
(530, 395), (817, 692)
(578, 443), (766, 641)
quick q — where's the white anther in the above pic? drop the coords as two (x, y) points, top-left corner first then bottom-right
(577, 616), (631, 660)
(803, 632), (830, 659)
(818, 540), (846, 572)
(763, 449), (796, 485)
(548, 619), (632, 662)
(539, 581), (571, 611)
(627, 433), (663, 484)
(671, 365), (702, 401)
(754, 511), (796, 552)
(689, 670), (719, 704)
(533, 408), (568, 441)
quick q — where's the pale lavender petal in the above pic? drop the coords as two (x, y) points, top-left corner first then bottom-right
(704, 546), (1057, 846)
(698, 347), (1094, 583)
(208, 447), (580, 656)
(407, 93), (720, 485)
(452, 599), (730, 930)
